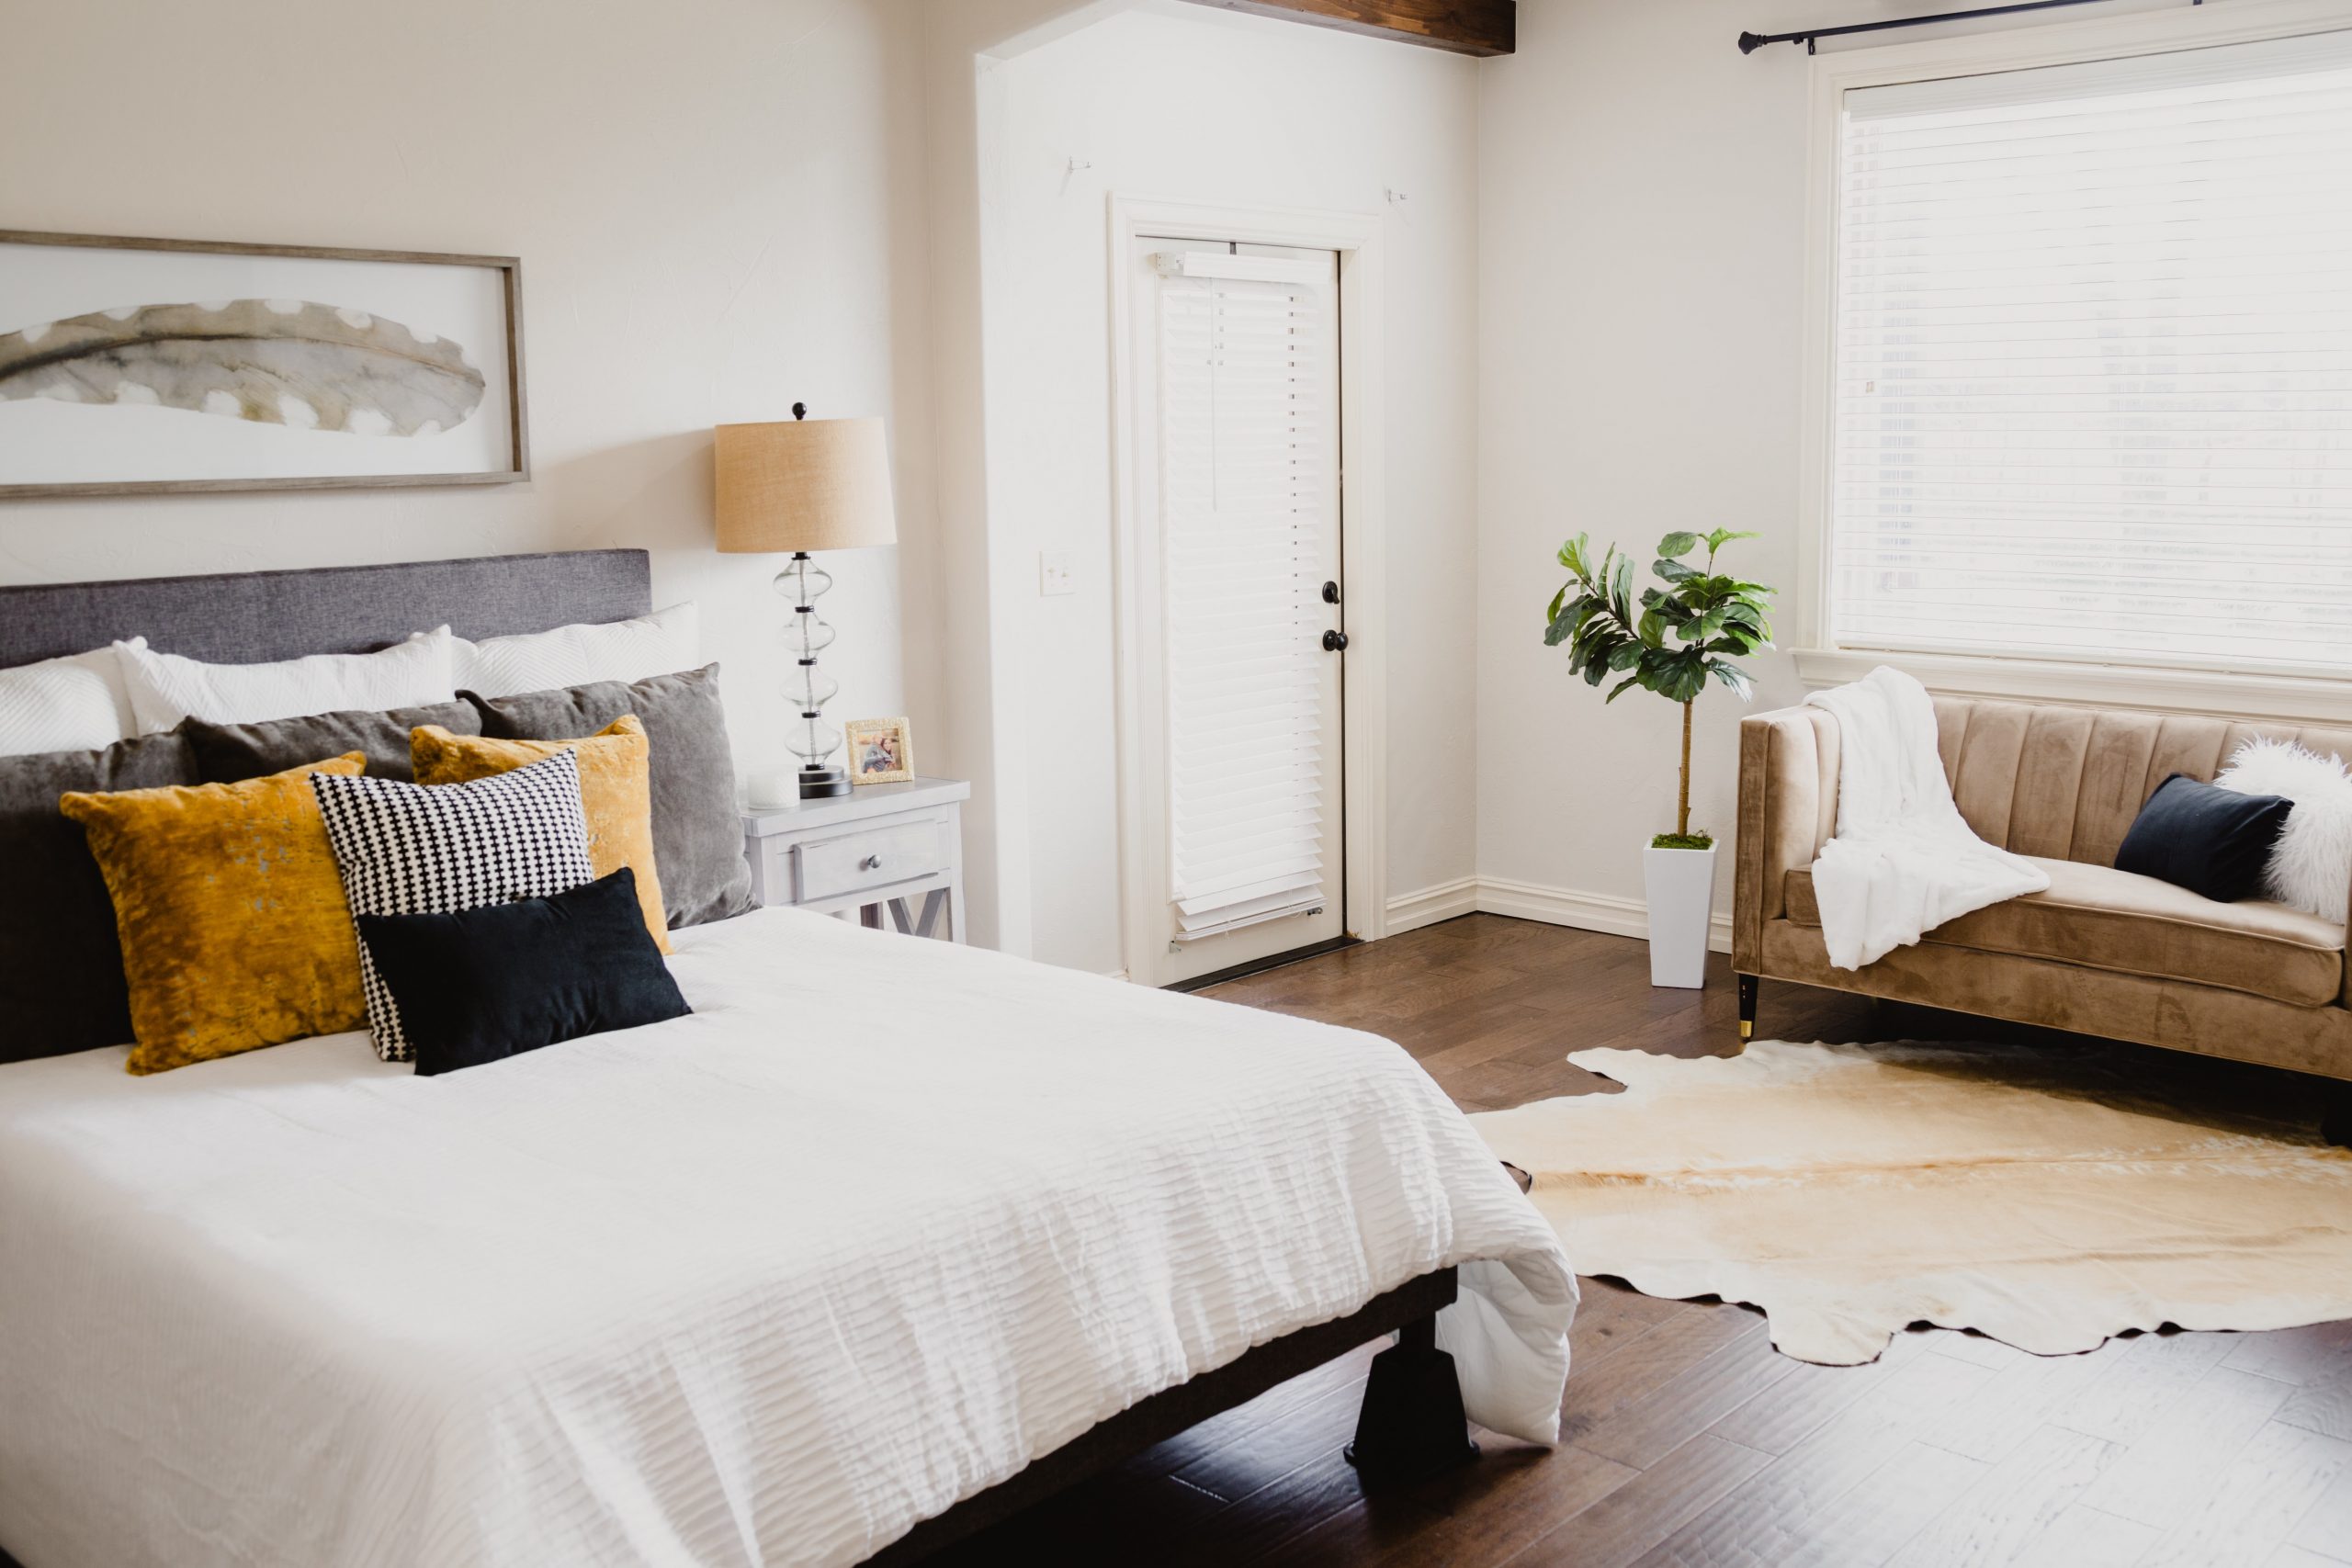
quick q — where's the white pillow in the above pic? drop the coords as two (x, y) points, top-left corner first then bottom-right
(444, 602), (700, 698)
(115, 627), (458, 734)
(2215, 737), (2352, 919)
(0, 643), (142, 758)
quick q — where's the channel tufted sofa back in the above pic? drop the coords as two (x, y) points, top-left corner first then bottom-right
(1928, 698), (2352, 867)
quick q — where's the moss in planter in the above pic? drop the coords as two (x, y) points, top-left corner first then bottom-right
(1650, 831), (1715, 851)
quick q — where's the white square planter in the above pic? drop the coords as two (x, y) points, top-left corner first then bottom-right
(1643, 844), (1718, 989)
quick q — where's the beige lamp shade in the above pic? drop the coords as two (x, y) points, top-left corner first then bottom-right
(713, 416), (897, 553)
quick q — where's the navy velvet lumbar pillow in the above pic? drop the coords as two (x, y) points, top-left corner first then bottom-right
(356, 866), (691, 1077)
(2114, 773), (2294, 904)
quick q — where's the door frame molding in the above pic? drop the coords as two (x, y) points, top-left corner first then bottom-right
(1105, 194), (1390, 986)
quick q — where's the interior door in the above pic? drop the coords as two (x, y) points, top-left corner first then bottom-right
(1127, 236), (1345, 987)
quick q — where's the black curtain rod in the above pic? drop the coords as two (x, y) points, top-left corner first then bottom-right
(1740, 0), (2198, 55)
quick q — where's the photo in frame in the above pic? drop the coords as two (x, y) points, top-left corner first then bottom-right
(844, 716), (914, 785)
(0, 229), (526, 498)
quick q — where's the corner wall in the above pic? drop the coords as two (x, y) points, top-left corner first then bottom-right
(1472, 0), (1867, 932)
(986, 3), (1484, 973)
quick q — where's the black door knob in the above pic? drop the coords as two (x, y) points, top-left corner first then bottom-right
(1321, 580), (1341, 604)
(1322, 629), (1349, 652)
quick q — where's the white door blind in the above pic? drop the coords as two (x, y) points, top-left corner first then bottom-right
(1157, 258), (1331, 938)
(1829, 29), (2352, 673)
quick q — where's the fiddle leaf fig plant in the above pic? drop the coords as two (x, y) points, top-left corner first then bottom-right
(1544, 528), (1775, 850)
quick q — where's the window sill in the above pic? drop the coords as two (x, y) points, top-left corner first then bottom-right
(1791, 647), (2352, 727)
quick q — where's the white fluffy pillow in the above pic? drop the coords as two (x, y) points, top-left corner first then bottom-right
(114, 628), (458, 734)
(443, 602), (699, 698)
(0, 643), (141, 758)
(2215, 738), (2352, 919)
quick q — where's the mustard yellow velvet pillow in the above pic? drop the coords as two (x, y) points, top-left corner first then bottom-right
(60, 753), (369, 1075)
(410, 716), (672, 953)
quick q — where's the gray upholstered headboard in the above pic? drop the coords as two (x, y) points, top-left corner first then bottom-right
(0, 550), (652, 667)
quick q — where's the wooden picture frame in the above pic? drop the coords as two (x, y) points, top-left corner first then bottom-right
(0, 228), (526, 498)
(845, 716), (914, 784)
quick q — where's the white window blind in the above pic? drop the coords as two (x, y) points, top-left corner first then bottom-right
(1829, 29), (2352, 674)
(1157, 256), (1330, 940)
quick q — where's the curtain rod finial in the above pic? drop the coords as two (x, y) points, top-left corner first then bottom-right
(1738, 29), (1770, 52)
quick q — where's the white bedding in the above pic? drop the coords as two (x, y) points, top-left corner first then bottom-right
(0, 908), (1574, 1568)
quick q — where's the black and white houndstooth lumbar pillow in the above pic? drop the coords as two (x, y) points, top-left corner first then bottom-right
(311, 749), (596, 1062)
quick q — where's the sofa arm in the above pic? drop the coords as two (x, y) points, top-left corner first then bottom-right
(1733, 705), (1840, 971)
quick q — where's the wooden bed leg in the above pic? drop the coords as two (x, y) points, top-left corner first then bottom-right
(1343, 1314), (1476, 1487)
(1737, 974), (1758, 1042)
(2324, 1081), (2352, 1149)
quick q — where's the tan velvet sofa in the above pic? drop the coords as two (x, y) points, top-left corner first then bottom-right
(1733, 695), (2352, 1122)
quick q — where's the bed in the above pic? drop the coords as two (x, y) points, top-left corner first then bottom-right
(0, 551), (1575, 1568)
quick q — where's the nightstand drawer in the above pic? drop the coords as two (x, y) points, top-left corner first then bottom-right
(795, 820), (944, 903)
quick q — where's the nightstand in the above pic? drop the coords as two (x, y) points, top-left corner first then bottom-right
(741, 776), (969, 942)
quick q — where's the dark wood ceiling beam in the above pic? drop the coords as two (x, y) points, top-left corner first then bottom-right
(1172, 0), (1514, 57)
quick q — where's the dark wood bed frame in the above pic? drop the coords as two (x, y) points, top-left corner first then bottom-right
(0, 553), (1487, 1568)
(865, 1267), (1473, 1565)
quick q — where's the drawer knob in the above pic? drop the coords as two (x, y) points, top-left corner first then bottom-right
(861, 853), (884, 871)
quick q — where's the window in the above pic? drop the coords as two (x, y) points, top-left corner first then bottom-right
(1826, 29), (2352, 677)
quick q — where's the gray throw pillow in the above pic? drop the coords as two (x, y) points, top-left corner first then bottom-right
(465, 664), (753, 928)
(181, 699), (483, 784)
(1, 734), (197, 1062)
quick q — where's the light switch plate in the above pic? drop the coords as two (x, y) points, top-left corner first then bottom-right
(1039, 549), (1076, 596)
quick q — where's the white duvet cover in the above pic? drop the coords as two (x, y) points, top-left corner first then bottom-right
(0, 908), (1574, 1568)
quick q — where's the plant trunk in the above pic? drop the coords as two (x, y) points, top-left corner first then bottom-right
(1678, 700), (1692, 839)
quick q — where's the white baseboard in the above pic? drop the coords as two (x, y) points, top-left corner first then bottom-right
(1386, 875), (1735, 953)
(1382, 874), (1480, 934)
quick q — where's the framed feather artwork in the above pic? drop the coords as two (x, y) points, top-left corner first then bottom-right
(0, 230), (526, 498)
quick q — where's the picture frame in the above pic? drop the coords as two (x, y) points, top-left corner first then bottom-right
(844, 716), (914, 785)
(0, 228), (527, 499)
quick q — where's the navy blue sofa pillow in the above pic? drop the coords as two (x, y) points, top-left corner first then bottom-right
(2113, 773), (2293, 904)
(356, 866), (691, 1077)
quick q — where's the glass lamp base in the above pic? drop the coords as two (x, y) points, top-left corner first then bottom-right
(799, 764), (852, 800)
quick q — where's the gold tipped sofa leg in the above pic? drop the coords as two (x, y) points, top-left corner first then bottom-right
(1736, 974), (1758, 1042)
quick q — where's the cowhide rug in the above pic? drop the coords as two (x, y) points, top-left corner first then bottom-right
(1469, 1039), (2352, 1365)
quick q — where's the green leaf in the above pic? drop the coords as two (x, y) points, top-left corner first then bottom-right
(1653, 558), (1699, 585)
(1679, 607), (1730, 644)
(1704, 527), (1759, 554)
(1604, 673), (1645, 703)
(1570, 624), (1621, 676)
(1661, 652), (1709, 703)
(1610, 552), (1634, 626)
(1641, 588), (1692, 621)
(1657, 530), (1702, 560)
(1636, 607), (1664, 648)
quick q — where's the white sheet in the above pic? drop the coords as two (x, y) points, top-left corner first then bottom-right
(1805, 665), (2051, 969)
(0, 908), (1573, 1568)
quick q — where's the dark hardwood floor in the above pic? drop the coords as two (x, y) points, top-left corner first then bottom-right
(927, 914), (2352, 1568)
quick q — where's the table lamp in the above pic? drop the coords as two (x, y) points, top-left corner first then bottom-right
(715, 404), (898, 800)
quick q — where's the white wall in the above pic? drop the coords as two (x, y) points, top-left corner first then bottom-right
(1474, 0), (2201, 933)
(0, 0), (933, 786)
(988, 2), (1483, 973)
(1476, 0), (1831, 926)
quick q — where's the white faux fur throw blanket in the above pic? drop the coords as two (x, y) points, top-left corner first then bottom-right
(1804, 666), (2049, 969)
